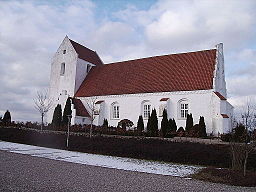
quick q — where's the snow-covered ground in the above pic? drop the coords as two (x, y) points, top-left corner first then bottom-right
(0, 141), (202, 177)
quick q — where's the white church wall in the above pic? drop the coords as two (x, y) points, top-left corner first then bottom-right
(78, 90), (220, 133)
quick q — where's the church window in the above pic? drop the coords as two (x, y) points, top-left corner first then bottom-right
(111, 102), (120, 119)
(60, 63), (65, 76)
(63, 50), (66, 54)
(179, 99), (189, 119)
(143, 104), (151, 119)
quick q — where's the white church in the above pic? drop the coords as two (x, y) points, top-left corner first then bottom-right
(47, 36), (233, 135)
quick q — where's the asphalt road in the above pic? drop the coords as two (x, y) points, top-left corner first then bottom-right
(0, 150), (255, 192)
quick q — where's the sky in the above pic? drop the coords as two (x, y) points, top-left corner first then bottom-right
(0, 0), (255, 122)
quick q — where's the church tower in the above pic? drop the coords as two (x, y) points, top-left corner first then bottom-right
(47, 36), (103, 123)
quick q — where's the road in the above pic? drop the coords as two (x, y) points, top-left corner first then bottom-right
(0, 150), (254, 192)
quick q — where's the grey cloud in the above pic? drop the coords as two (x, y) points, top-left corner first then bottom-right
(0, 0), (256, 122)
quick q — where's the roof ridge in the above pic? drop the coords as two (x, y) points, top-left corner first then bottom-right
(105, 48), (216, 65)
(69, 38), (96, 53)
(68, 38), (103, 66)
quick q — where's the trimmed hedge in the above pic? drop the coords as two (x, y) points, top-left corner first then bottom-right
(0, 127), (255, 170)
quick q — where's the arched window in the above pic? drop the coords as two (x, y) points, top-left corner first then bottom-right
(142, 101), (151, 119)
(111, 102), (120, 119)
(178, 99), (189, 119)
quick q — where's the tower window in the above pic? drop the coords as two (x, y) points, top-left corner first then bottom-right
(60, 63), (65, 76)
(63, 50), (66, 54)
(87, 64), (91, 73)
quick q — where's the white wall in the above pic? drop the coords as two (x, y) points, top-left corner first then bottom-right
(77, 90), (234, 135)
(77, 90), (232, 134)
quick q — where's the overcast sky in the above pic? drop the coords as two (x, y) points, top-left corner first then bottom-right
(0, 0), (255, 122)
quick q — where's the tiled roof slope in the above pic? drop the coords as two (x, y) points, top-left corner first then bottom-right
(75, 49), (217, 97)
(72, 98), (90, 117)
(214, 92), (227, 100)
(70, 39), (103, 66)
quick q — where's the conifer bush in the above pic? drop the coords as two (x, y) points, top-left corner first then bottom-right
(62, 97), (72, 126)
(185, 113), (193, 132)
(147, 109), (158, 137)
(160, 109), (168, 137)
(3, 110), (11, 125)
(52, 104), (62, 129)
(102, 119), (108, 128)
(199, 116), (207, 137)
(172, 119), (177, 132)
(137, 115), (144, 136)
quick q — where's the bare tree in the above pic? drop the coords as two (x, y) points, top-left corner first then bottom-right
(241, 99), (256, 176)
(34, 90), (53, 131)
(230, 98), (256, 176)
(85, 96), (98, 138)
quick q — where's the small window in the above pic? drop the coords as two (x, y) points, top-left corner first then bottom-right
(113, 106), (119, 119)
(63, 50), (66, 54)
(111, 102), (120, 119)
(87, 64), (91, 73)
(60, 63), (65, 75)
(82, 118), (85, 122)
(179, 100), (189, 119)
(143, 104), (151, 119)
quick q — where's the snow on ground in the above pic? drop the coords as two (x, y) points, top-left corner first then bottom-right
(0, 141), (202, 177)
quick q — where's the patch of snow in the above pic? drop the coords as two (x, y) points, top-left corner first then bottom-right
(0, 141), (202, 177)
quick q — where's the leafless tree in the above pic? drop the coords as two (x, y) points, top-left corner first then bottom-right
(34, 90), (53, 131)
(85, 96), (99, 138)
(230, 98), (256, 176)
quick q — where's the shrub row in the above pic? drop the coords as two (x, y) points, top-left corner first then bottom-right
(1, 127), (255, 170)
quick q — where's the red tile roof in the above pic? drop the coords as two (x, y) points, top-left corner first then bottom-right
(75, 49), (217, 97)
(214, 92), (227, 100)
(221, 114), (229, 118)
(160, 98), (169, 101)
(70, 39), (103, 66)
(72, 98), (90, 117)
